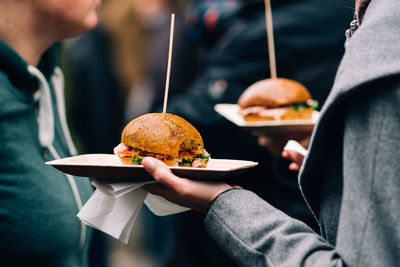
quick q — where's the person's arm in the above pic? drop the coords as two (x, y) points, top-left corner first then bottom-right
(205, 189), (344, 267)
(142, 158), (346, 267)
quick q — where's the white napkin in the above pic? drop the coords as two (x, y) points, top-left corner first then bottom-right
(77, 180), (190, 244)
(283, 140), (308, 156)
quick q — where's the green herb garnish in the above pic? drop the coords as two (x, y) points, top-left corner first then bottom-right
(293, 103), (307, 111)
(199, 154), (210, 160)
(132, 156), (143, 165)
(179, 158), (193, 167)
(307, 100), (319, 109)
(293, 100), (319, 111)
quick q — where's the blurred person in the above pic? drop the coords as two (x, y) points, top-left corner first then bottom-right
(65, 0), (196, 154)
(141, 0), (400, 265)
(64, 0), (144, 154)
(145, 0), (352, 266)
(0, 0), (101, 266)
(129, 0), (198, 115)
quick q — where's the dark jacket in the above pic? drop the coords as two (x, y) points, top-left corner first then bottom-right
(66, 27), (125, 154)
(0, 41), (93, 266)
(205, 0), (400, 265)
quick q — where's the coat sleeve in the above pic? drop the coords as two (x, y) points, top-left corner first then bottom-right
(204, 189), (346, 267)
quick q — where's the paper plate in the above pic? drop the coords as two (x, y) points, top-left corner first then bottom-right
(214, 103), (319, 135)
(46, 154), (258, 182)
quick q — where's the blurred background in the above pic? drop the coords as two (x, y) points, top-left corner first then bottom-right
(60, 0), (353, 266)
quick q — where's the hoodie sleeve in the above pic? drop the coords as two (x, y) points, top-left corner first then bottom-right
(204, 189), (345, 267)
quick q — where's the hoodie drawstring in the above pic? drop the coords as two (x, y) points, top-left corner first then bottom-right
(28, 65), (86, 252)
(28, 65), (55, 148)
(51, 67), (78, 156)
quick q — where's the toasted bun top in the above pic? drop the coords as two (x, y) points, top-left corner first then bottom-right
(238, 78), (311, 109)
(121, 113), (204, 157)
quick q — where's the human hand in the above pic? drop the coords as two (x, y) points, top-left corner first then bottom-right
(281, 150), (305, 172)
(253, 130), (311, 156)
(142, 157), (238, 214)
(255, 134), (289, 156)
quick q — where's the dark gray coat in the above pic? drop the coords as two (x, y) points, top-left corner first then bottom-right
(204, 0), (400, 265)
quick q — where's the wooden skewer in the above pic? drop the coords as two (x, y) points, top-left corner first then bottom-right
(265, 0), (277, 79)
(163, 14), (175, 114)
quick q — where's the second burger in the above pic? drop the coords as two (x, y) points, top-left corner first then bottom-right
(238, 78), (318, 122)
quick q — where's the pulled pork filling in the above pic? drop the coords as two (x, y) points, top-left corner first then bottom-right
(114, 142), (210, 167)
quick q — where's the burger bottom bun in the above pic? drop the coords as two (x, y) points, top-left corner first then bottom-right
(118, 156), (179, 166)
(244, 107), (313, 122)
(119, 157), (134, 165)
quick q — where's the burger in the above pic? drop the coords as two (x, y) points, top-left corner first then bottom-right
(114, 113), (210, 167)
(237, 78), (318, 122)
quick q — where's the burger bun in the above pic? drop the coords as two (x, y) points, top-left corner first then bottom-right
(238, 78), (311, 109)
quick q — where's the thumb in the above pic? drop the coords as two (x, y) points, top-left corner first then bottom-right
(142, 157), (182, 188)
